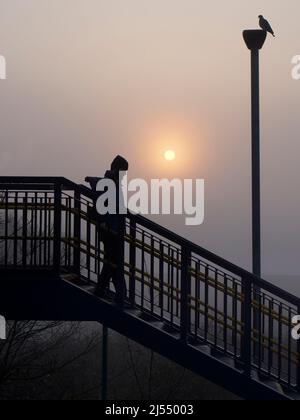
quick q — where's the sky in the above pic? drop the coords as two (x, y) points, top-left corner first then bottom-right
(0, 0), (300, 281)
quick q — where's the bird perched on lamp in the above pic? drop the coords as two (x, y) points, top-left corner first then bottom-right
(259, 15), (275, 37)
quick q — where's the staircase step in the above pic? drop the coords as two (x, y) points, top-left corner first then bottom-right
(259, 379), (284, 395)
(211, 353), (236, 368)
(139, 312), (159, 322)
(124, 307), (144, 318)
(195, 344), (211, 356)
(62, 273), (89, 287)
(162, 323), (180, 335)
(82, 284), (95, 294)
(284, 390), (300, 401)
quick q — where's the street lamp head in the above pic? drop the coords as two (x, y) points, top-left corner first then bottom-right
(243, 30), (267, 50)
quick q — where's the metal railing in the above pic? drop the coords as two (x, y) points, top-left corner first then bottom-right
(0, 177), (299, 393)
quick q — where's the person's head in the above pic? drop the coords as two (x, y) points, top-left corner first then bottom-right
(258, 15), (263, 19)
(111, 155), (129, 172)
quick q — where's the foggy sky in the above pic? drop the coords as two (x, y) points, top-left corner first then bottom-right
(0, 1), (300, 282)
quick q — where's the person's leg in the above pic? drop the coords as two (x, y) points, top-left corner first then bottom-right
(111, 235), (127, 305)
(97, 265), (111, 290)
(112, 271), (127, 305)
(96, 239), (114, 295)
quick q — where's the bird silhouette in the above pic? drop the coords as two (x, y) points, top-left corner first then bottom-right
(259, 15), (275, 37)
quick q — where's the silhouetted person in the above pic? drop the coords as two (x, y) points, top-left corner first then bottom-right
(86, 156), (129, 306)
(259, 15), (275, 37)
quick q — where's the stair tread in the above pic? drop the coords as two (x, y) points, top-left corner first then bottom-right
(259, 379), (284, 394)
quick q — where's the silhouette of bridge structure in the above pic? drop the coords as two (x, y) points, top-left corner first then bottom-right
(0, 177), (299, 400)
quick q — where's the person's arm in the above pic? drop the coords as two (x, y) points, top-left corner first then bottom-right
(85, 177), (104, 192)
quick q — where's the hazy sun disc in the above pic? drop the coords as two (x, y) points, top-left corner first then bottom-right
(164, 150), (176, 161)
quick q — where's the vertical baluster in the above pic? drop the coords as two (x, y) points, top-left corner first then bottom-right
(214, 270), (218, 348)
(54, 182), (62, 275)
(176, 249), (180, 318)
(180, 245), (191, 343)
(204, 266), (209, 342)
(288, 308), (292, 387)
(170, 248), (174, 326)
(13, 192), (18, 266)
(34, 192), (38, 266)
(48, 194), (52, 266)
(30, 195), (34, 266)
(233, 283), (238, 359)
(68, 197), (72, 268)
(43, 193), (48, 266)
(141, 232), (145, 310)
(73, 188), (81, 277)
(4, 190), (8, 266)
(278, 303), (283, 382)
(22, 193), (28, 267)
(167, 244), (171, 314)
(268, 299), (274, 376)
(86, 217), (91, 281)
(262, 294), (266, 364)
(38, 196), (42, 266)
(224, 274), (228, 353)
(242, 276), (252, 376)
(159, 242), (164, 320)
(150, 236), (155, 314)
(258, 292), (263, 372)
(95, 221), (100, 280)
(116, 217), (125, 307)
(195, 262), (200, 341)
(129, 219), (136, 306)
(64, 196), (68, 268)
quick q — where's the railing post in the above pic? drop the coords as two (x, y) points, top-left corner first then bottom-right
(73, 187), (81, 276)
(22, 194), (28, 267)
(242, 276), (252, 376)
(53, 182), (62, 276)
(180, 246), (191, 343)
(116, 218), (126, 308)
(129, 218), (136, 306)
(102, 325), (108, 400)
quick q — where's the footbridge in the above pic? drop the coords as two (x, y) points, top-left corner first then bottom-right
(0, 177), (299, 400)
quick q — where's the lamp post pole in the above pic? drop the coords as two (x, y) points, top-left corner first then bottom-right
(243, 30), (267, 278)
(251, 47), (261, 277)
(243, 30), (267, 359)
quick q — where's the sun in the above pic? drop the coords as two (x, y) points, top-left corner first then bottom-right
(164, 150), (176, 162)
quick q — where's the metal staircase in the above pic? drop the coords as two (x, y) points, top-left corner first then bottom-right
(0, 176), (300, 400)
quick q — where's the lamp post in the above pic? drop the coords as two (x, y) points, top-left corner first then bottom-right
(243, 30), (267, 278)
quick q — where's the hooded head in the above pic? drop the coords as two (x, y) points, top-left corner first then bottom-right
(110, 155), (129, 172)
